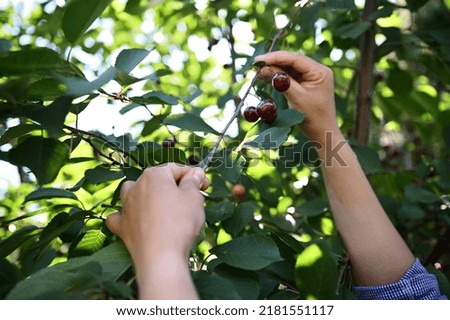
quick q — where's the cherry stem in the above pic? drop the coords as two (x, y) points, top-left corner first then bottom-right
(200, 4), (305, 169)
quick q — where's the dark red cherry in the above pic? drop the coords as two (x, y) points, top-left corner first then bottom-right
(187, 154), (200, 165)
(272, 72), (290, 92)
(261, 111), (277, 124)
(162, 138), (175, 148)
(243, 106), (260, 122)
(256, 99), (277, 120)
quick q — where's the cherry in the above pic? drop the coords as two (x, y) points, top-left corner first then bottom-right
(256, 99), (277, 123)
(272, 72), (290, 92)
(162, 138), (175, 148)
(232, 184), (246, 200)
(243, 106), (260, 122)
(187, 154), (200, 165)
(261, 111), (277, 124)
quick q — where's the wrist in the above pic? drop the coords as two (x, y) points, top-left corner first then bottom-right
(135, 250), (197, 299)
(304, 123), (343, 146)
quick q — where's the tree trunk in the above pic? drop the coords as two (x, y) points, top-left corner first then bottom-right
(354, 0), (380, 146)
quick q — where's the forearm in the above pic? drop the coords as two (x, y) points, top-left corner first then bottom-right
(315, 126), (415, 286)
(135, 251), (199, 300)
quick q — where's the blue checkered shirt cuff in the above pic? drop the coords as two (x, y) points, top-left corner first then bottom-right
(353, 258), (448, 300)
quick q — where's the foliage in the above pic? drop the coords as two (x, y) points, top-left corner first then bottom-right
(0, 0), (449, 299)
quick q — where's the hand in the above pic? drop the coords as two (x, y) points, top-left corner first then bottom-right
(106, 164), (209, 268)
(255, 51), (338, 142)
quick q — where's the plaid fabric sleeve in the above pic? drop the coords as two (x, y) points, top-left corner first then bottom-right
(353, 258), (448, 300)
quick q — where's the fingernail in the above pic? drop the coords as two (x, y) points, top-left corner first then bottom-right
(192, 167), (205, 187)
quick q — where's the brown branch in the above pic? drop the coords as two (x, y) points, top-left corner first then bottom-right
(354, 0), (380, 146)
(63, 125), (145, 169)
(200, 4), (304, 168)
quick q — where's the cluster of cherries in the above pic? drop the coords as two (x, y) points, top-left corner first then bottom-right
(242, 71), (290, 124)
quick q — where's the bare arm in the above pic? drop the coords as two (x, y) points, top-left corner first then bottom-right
(256, 51), (415, 286)
(106, 164), (209, 299)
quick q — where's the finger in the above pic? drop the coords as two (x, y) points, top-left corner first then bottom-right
(120, 180), (135, 201)
(201, 175), (210, 191)
(258, 65), (307, 105)
(178, 167), (206, 192)
(152, 163), (193, 184)
(106, 212), (122, 238)
(255, 51), (323, 81)
(258, 65), (284, 83)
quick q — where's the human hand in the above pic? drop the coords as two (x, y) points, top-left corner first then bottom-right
(255, 51), (338, 142)
(106, 164), (209, 269)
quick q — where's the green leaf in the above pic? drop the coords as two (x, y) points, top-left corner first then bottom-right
(386, 68), (413, 96)
(269, 109), (304, 127)
(183, 88), (203, 104)
(397, 203), (426, 221)
(163, 113), (218, 134)
(213, 264), (260, 299)
(7, 241), (131, 299)
(9, 136), (69, 185)
(36, 212), (87, 251)
(0, 226), (39, 260)
(130, 91), (178, 106)
(0, 260), (19, 299)
(26, 78), (66, 101)
(405, 185), (440, 204)
(426, 267), (450, 298)
(406, 0), (429, 11)
(0, 39), (12, 54)
(353, 145), (381, 174)
(297, 199), (329, 217)
(205, 200), (234, 224)
(368, 5), (395, 21)
(61, 67), (116, 98)
(327, 0), (357, 9)
(193, 272), (241, 299)
(0, 123), (41, 145)
(443, 125), (450, 150)
(210, 151), (246, 183)
(115, 48), (150, 73)
(295, 241), (339, 299)
(210, 234), (283, 270)
(247, 160), (282, 206)
(153, 147), (187, 164)
(20, 97), (72, 137)
(69, 230), (107, 257)
(0, 48), (63, 76)
(24, 188), (78, 203)
(222, 202), (256, 237)
(244, 127), (290, 149)
(252, 61), (266, 67)
(84, 166), (124, 184)
(62, 0), (112, 44)
(334, 21), (371, 39)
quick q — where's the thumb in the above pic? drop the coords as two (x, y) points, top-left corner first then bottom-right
(106, 212), (122, 238)
(178, 167), (205, 191)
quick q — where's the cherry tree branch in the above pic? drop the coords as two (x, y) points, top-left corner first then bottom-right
(200, 4), (305, 168)
(63, 125), (145, 169)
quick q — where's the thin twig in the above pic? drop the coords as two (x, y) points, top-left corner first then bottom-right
(200, 4), (304, 168)
(64, 125), (145, 169)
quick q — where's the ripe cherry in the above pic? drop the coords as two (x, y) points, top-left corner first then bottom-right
(256, 99), (277, 123)
(232, 184), (246, 200)
(243, 106), (260, 122)
(261, 111), (277, 124)
(187, 154), (200, 165)
(162, 138), (175, 148)
(272, 72), (290, 92)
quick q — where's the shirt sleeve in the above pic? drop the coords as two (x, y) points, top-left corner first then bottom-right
(353, 258), (448, 300)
